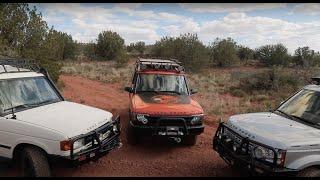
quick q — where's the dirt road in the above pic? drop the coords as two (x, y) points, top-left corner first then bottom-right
(0, 74), (242, 177)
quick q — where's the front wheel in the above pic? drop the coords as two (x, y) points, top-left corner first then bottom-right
(19, 146), (51, 177)
(183, 135), (197, 146)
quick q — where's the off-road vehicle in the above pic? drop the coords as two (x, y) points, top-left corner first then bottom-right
(124, 58), (204, 145)
(0, 59), (121, 177)
(213, 77), (320, 176)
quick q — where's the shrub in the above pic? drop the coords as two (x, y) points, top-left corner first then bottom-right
(255, 44), (291, 66)
(96, 31), (125, 60)
(209, 37), (239, 67)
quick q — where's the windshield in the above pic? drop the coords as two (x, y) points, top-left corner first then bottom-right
(0, 76), (61, 114)
(135, 74), (188, 95)
(277, 89), (320, 126)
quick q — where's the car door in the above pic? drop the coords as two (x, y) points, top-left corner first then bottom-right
(0, 115), (16, 158)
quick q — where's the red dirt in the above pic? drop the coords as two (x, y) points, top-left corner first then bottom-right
(0, 74), (242, 177)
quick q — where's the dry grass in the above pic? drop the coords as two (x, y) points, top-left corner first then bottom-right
(61, 60), (134, 87)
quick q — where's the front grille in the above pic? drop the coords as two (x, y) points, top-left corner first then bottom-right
(145, 116), (193, 126)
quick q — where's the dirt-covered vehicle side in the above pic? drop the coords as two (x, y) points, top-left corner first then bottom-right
(0, 59), (121, 177)
(125, 58), (204, 146)
(213, 79), (320, 177)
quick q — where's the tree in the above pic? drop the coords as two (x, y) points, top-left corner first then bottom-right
(83, 42), (97, 60)
(20, 6), (48, 59)
(0, 3), (29, 49)
(237, 45), (254, 64)
(209, 37), (239, 67)
(151, 33), (209, 72)
(255, 44), (291, 66)
(294, 46), (320, 67)
(134, 41), (145, 55)
(96, 31), (125, 60)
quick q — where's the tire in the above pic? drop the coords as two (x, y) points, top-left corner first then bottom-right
(297, 167), (320, 177)
(19, 146), (51, 177)
(126, 123), (139, 145)
(183, 135), (197, 146)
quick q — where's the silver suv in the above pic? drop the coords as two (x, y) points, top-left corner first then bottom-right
(213, 80), (320, 177)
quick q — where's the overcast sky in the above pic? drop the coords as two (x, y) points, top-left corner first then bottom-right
(33, 3), (320, 53)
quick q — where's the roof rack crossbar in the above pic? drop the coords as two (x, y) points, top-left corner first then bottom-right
(0, 58), (42, 74)
(135, 57), (184, 72)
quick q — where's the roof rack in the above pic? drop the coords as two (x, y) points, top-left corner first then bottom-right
(0, 58), (42, 74)
(135, 57), (185, 72)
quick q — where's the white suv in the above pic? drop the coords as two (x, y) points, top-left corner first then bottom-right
(0, 59), (121, 177)
(213, 79), (320, 176)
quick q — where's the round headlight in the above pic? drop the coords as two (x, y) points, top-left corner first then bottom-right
(254, 146), (264, 159)
(137, 114), (148, 124)
(73, 139), (85, 149)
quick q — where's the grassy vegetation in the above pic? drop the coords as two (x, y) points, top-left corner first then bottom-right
(60, 59), (320, 124)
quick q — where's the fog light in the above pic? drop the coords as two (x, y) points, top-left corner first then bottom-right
(113, 124), (118, 132)
(137, 114), (148, 124)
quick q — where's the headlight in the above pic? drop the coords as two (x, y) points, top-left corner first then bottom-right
(191, 115), (203, 125)
(73, 139), (85, 149)
(136, 114), (148, 124)
(253, 145), (275, 163)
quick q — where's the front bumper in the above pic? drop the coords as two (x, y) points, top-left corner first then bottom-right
(67, 115), (121, 162)
(130, 117), (204, 136)
(213, 122), (298, 175)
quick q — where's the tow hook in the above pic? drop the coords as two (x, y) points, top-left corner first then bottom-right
(169, 137), (182, 143)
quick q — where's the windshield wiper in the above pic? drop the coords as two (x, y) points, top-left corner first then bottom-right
(274, 109), (294, 120)
(290, 114), (319, 126)
(159, 90), (181, 95)
(136, 90), (160, 94)
(4, 104), (33, 112)
(276, 109), (319, 126)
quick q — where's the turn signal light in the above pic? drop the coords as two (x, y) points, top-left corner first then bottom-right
(60, 140), (72, 151)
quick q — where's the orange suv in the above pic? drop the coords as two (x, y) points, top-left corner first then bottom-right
(124, 58), (204, 145)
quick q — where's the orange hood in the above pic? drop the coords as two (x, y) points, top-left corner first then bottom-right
(131, 92), (203, 116)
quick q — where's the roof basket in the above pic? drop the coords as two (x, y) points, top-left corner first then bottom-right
(0, 58), (42, 74)
(135, 57), (185, 72)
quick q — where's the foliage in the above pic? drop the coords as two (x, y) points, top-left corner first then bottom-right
(293, 46), (320, 67)
(209, 37), (239, 67)
(127, 41), (145, 55)
(237, 45), (254, 64)
(255, 44), (291, 66)
(151, 33), (210, 72)
(96, 31), (125, 60)
(0, 3), (78, 82)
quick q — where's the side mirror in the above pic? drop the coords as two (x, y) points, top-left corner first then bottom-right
(190, 89), (198, 95)
(124, 87), (134, 93)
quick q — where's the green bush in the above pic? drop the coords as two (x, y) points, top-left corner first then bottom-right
(96, 31), (125, 60)
(151, 33), (210, 72)
(209, 37), (239, 67)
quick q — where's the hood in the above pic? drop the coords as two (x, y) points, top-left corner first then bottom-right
(227, 112), (320, 150)
(13, 101), (113, 138)
(132, 92), (203, 116)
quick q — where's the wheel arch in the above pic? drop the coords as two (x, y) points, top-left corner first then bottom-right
(12, 143), (48, 161)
